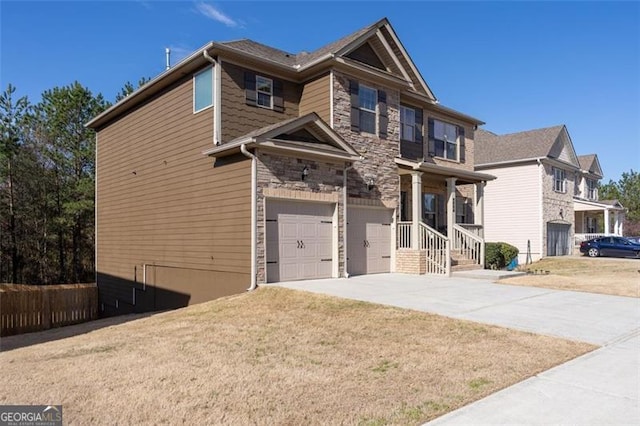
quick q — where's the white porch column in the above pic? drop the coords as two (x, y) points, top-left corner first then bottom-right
(619, 212), (624, 236)
(604, 208), (610, 235)
(474, 182), (485, 234)
(411, 171), (423, 249)
(446, 177), (457, 237)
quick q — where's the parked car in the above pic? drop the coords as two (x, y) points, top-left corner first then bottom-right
(579, 236), (640, 258)
(626, 236), (640, 244)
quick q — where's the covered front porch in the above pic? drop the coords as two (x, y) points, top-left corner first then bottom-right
(394, 158), (495, 276)
(574, 199), (625, 245)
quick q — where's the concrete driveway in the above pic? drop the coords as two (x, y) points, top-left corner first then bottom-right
(274, 273), (640, 425)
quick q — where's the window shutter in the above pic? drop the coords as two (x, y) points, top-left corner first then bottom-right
(427, 117), (435, 157)
(458, 126), (466, 163)
(415, 108), (423, 144)
(378, 90), (387, 138)
(245, 71), (257, 106)
(273, 79), (284, 113)
(350, 80), (359, 132)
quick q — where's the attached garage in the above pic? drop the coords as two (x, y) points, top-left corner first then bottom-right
(547, 222), (571, 256)
(266, 199), (336, 282)
(347, 207), (393, 275)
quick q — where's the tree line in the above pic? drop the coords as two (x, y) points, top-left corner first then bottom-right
(0, 79), (147, 284)
(1, 79), (638, 284)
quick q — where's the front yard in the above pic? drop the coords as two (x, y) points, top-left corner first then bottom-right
(502, 256), (639, 298)
(0, 287), (594, 425)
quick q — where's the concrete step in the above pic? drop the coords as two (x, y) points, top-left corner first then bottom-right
(451, 258), (478, 266)
(451, 263), (484, 272)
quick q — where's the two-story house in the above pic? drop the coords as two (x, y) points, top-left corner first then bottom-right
(573, 154), (625, 242)
(475, 125), (624, 264)
(87, 18), (494, 315)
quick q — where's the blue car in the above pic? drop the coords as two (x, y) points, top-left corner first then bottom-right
(579, 236), (640, 258)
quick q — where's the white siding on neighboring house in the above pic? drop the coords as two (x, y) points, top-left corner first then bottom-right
(482, 163), (541, 264)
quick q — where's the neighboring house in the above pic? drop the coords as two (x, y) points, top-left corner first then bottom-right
(475, 125), (624, 264)
(87, 18), (494, 315)
(573, 154), (625, 243)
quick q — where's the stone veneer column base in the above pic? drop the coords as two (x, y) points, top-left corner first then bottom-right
(395, 249), (426, 275)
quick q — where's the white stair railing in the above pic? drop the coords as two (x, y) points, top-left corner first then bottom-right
(418, 222), (450, 276)
(452, 224), (484, 268)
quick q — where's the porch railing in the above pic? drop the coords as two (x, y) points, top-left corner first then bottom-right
(458, 223), (484, 239)
(419, 222), (450, 276)
(452, 224), (484, 268)
(397, 221), (412, 249)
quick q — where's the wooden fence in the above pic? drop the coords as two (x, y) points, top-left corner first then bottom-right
(0, 283), (98, 337)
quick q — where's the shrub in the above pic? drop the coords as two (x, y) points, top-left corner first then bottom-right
(485, 242), (519, 270)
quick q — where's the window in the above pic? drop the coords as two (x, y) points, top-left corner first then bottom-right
(194, 66), (213, 112)
(400, 191), (409, 222)
(422, 193), (437, 229)
(434, 120), (458, 160)
(586, 216), (597, 233)
(553, 167), (566, 193)
(456, 197), (470, 224)
(400, 106), (416, 142)
(587, 179), (597, 200)
(256, 75), (273, 108)
(358, 85), (377, 134)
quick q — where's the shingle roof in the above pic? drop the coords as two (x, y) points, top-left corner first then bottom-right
(578, 154), (596, 171)
(219, 19), (381, 69)
(475, 125), (565, 165)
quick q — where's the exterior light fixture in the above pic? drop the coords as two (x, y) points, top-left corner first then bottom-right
(302, 165), (309, 181)
(366, 176), (375, 191)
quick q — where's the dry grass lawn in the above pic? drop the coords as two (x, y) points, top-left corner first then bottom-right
(0, 287), (594, 425)
(502, 256), (640, 298)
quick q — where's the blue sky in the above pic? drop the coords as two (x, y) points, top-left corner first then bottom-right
(2, 1), (638, 182)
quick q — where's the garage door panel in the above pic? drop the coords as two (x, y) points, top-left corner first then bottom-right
(266, 200), (335, 283)
(348, 207), (393, 275)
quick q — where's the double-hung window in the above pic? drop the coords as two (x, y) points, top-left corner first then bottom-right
(193, 66), (213, 113)
(400, 106), (416, 142)
(587, 179), (597, 200)
(256, 75), (273, 109)
(434, 120), (458, 160)
(553, 167), (566, 193)
(358, 85), (377, 134)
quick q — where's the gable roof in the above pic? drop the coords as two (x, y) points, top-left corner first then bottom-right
(475, 125), (580, 168)
(203, 113), (360, 162)
(577, 154), (603, 177)
(87, 18), (464, 129)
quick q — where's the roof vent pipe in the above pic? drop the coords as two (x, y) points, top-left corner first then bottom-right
(165, 48), (171, 70)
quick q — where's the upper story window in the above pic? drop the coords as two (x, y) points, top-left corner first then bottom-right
(553, 167), (566, 193)
(256, 75), (273, 109)
(358, 85), (377, 134)
(400, 105), (424, 143)
(574, 174), (581, 196)
(244, 70), (284, 112)
(349, 80), (388, 138)
(428, 118), (465, 162)
(587, 178), (598, 200)
(193, 66), (213, 113)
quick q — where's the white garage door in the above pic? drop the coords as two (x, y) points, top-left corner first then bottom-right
(347, 207), (393, 275)
(266, 200), (334, 282)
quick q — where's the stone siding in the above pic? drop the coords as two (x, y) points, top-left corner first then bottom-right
(542, 163), (575, 255)
(256, 151), (345, 283)
(332, 71), (400, 209)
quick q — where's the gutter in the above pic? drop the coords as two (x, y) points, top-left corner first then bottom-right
(203, 50), (221, 145)
(240, 144), (258, 291)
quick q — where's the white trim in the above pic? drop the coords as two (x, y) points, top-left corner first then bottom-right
(214, 58), (222, 145)
(256, 75), (274, 109)
(193, 65), (214, 114)
(375, 29), (413, 85)
(538, 159), (544, 259)
(332, 203), (339, 278)
(329, 70), (334, 128)
(94, 132), (98, 286)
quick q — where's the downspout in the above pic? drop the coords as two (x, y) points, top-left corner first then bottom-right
(343, 162), (354, 278)
(240, 144), (258, 291)
(203, 50), (221, 145)
(537, 158), (544, 258)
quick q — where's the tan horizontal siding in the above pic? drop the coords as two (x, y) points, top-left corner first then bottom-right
(220, 61), (301, 142)
(96, 70), (251, 312)
(299, 74), (331, 122)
